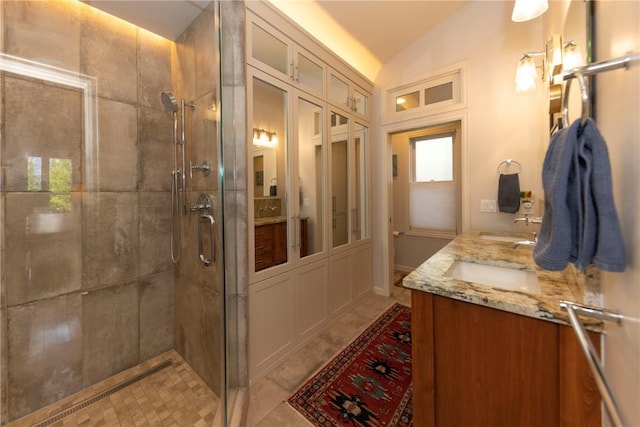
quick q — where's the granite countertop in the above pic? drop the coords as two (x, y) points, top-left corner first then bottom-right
(402, 230), (603, 331)
(255, 216), (287, 226)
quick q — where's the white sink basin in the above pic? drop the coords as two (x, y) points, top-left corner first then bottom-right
(446, 260), (540, 293)
(478, 232), (523, 243)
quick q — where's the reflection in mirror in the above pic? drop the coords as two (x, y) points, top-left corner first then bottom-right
(298, 98), (324, 257)
(354, 123), (369, 240)
(331, 111), (349, 248)
(252, 77), (289, 272)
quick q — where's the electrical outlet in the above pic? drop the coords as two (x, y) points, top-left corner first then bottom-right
(520, 190), (534, 214)
(480, 199), (497, 213)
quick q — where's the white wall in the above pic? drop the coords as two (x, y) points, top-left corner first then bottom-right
(372, 1), (547, 293)
(594, 2), (640, 425)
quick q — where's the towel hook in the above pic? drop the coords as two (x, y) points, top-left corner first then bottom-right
(561, 71), (590, 129)
(497, 159), (522, 174)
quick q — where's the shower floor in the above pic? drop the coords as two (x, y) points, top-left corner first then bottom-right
(7, 350), (219, 427)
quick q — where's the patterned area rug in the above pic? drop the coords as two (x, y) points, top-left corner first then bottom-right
(288, 304), (413, 426)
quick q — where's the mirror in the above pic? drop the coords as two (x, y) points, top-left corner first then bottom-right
(354, 122), (369, 241)
(331, 111), (349, 248)
(252, 76), (289, 272)
(298, 97), (324, 257)
(552, 0), (592, 128)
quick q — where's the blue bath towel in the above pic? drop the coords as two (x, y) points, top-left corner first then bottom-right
(534, 118), (626, 272)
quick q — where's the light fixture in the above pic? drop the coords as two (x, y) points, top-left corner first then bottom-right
(511, 0), (548, 22)
(515, 52), (544, 93)
(396, 97), (406, 105)
(253, 128), (278, 148)
(562, 41), (584, 72)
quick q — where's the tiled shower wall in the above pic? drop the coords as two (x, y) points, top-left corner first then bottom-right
(171, 3), (224, 395)
(1, 1), (175, 422)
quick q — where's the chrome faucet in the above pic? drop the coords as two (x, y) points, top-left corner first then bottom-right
(512, 232), (538, 249)
(513, 214), (542, 226)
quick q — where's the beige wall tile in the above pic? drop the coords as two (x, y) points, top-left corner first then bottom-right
(82, 192), (139, 288)
(4, 193), (82, 306)
(138, 31), (173, 110)
(7, 294), (83, 420)
(173, 278), (222, 394)
(139, 191), (173, 276)
(81, 281), (139, 386)
(80, 5), (137, 104)
(140, 271), (174, 360)
(138, 106), (173, 191)
(2, 1), (81, 71)
(97, 98), (138, 191)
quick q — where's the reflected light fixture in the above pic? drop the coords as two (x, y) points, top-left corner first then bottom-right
(562, 41), (584, 72)
(253, 128), (278, 147)
(515, 53), (542, 93)
(396, 97), (406, 105)
(511, 0), (548, 22)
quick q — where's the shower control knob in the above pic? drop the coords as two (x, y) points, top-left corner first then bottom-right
(190, 160), (212, 178)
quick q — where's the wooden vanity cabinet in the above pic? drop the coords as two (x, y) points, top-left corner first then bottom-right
(412, 291), (601, 427)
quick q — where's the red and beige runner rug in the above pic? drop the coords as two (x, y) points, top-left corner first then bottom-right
(288, 303), (413, 426)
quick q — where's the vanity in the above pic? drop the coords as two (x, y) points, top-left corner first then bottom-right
(403, 230), (602, 427)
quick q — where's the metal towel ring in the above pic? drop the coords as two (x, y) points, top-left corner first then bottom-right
(561, 71), (590, 129)
(497, 159), (522, 174)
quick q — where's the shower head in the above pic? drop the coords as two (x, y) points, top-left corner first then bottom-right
(161, 91), (178, 113)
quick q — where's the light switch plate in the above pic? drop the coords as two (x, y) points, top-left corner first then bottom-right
(480, 199), (496, 213)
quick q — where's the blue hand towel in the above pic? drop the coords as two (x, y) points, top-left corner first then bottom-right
(534, 118), (626, 272)
(498, 173), (520, 213)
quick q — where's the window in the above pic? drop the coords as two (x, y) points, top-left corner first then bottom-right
(386, 63), (466, 122)
(408, 123), (461, 237)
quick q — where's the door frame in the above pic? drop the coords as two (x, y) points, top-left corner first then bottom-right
(374, 110), (470, 297)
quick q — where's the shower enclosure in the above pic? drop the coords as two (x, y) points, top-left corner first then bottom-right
(0, 1), (246, 425)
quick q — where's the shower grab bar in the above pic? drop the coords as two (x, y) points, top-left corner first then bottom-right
(560, 300), (624, 427)
(198, 213), (215, 267)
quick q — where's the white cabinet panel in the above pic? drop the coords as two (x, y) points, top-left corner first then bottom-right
(249, 273), (295, 375)
(329, 252), (352, 317)
(352, 244), (372, 300)
(295, 260), (328, 341)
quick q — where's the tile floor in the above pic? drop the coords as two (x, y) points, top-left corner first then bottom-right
(5, 285), (411, 427)
(246, 286), (412, 427)
(6, 350), (220, 427)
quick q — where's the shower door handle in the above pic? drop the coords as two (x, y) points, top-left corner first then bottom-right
(198, 213), (215, 267)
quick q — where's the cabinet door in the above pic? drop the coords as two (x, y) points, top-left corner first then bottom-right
(247, 13), (292, 82)
(328, 252), (351, 317)
(294, 45), (325, 98)
(295, 94), (326, 259)
(433, 295), (559, 426)
(352, 87), (369, 118)
(328, 69), (370, 119)
(330, 111), (350, 249)
(353, 122), (369, 241)
(329, 72), (350, 110)
(250, 72), (291, 275)
(249, 272), (295, 377)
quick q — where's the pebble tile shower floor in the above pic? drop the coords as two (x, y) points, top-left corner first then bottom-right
(6, 350), (219, 427)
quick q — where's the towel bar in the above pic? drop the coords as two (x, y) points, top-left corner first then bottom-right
(560, 300), (624, 427)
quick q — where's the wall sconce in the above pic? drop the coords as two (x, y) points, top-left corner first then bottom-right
(514, 52), (545, 92)
(511, 0), (548, 22)
(515, 37), (583, 93)
(562, 40), (584, 72)
(253, 128), (278, 148)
